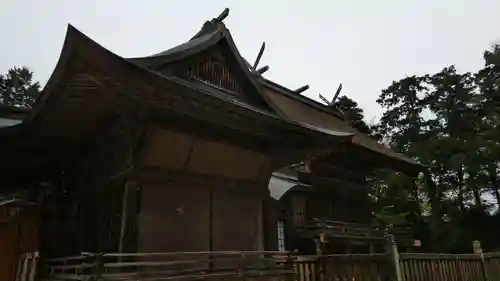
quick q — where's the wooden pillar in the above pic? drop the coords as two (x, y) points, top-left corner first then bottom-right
(118, 180), (137, 253)
(473, 240), (490, 281)
(257, 199), (264, 251)
(385, 234), (402, 281)
(369, 242), (375, 254)
(314, 238), (322, 255)
(473, 240), (483, 254)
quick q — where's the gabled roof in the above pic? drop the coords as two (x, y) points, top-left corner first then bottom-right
(148, 9), (419, 174)
(262, 78), (348, 120)
(1, 23), (353, 160)
(4, 8), (420, 177)
(128, 9), (283, 115)
(257, 74), (423, 175)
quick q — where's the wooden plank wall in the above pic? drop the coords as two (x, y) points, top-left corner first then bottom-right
(0, 207), (39, 281)
(0, 221), (18, 281)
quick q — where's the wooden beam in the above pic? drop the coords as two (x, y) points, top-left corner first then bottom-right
(253, 42), (266, 70)
(257, 65), (269, 74)
(294, 85), (309, 94)
(139, 166), (270, 197)
(311, 161), (369, 184)
(318, 94), (331, 105)
(216, 8), (230, 21)
(331, 83), (343, 104)
(118, 181), (132, 253)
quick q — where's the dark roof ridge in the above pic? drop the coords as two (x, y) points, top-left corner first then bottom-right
(260, 77), (347, 120)
(190, 8), (230, 40)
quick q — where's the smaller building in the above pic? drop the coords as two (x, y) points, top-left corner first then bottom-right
(0, 198), (39, 281)
(266, 93), (421, 254)
(269, 160), (416, 255)
(0, 107), (27, 127)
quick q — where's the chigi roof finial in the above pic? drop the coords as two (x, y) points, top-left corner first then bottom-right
(216, 8), (230, 22)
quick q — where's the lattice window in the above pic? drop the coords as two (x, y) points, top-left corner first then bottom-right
(187, 58), (242, 94)
(293, 196), (306, 227)
(277, 220), (286, 252)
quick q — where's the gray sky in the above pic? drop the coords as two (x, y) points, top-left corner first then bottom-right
(1, 0), (499, 121)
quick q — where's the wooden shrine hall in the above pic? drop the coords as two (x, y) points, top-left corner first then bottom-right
(265, 82), (422, 254)
(0, 7), (421, 271)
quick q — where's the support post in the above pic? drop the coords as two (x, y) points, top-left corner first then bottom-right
(313, 238), (322, 256)
(118, 181), (134, 253)
(91, 253), (104, 281)
(385, 234), (402, 281)
(473, 240), (489, 281)
(313, 237), (324, 281)
(369, 242), (375, 254)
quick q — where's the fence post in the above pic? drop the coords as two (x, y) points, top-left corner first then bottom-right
(385, 234), (402, 281)
(91, 253), (104, 281)
(473, 240), (490, 281)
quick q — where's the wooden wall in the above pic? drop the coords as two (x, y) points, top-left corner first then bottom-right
(287, 159), (373, 225)
(138, 183), (210, 252)
(136, 126), (274, 252)
(38, 111), (138, 258)
(0, 205), (39, 281)
(141, 127), (270, 181)
(212, 187), (263, 251)
(137, 182), (265, 252)
(39, 120), (280, 256)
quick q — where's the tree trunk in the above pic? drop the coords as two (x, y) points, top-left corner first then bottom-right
(473, 189), (482, 207)
(424, 170), (441, 251)
(471, 171), (482, 207)
(488, 165), (500, 207)
(412, 183), (423, 217)
(457, 165), (466, 212)
(467, 170), (483, 207)
(494, 187), (500, 208)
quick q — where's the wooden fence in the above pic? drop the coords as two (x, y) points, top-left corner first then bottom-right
(292, 236), (500, 281)
(43, 251), (295, 281)
(484, 252), (500, 281)
(15, 251), (39, 281)
(293, 254), (391, 281)
(398, 253), (486, 281)
(39, 239), (500, 281)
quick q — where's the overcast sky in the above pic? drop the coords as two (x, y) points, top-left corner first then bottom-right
(1, 0), (499, 121)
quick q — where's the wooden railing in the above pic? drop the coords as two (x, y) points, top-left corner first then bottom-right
(41, 241), (500, 281)
(44, 251), (294, 281)
(298, 219), (413, 241)
(292, 256), (318, 281)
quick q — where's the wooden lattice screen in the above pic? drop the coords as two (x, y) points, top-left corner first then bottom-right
(187, 58), (243, 94)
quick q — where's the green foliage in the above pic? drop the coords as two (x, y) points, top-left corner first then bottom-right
(334, 95), (373, 134)
(371, 169), (415, 225)
(0, 66), (40, 108)
(370, 44), (500, 252)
